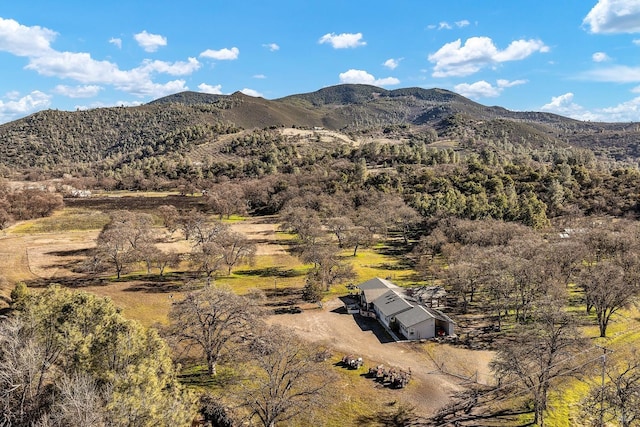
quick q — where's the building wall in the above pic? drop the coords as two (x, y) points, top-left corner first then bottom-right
(399, 318), (435, 340)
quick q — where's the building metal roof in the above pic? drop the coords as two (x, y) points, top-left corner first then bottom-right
(395, 305), (435, 327)
(372, 290), (413, 318)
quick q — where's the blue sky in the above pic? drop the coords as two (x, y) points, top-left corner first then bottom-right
(1, 0), (640, 123)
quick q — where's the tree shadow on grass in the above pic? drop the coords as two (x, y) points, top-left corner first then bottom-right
(178, 365), (238, 389)
(45, 248), (93, 257)
(123, 282), (183, 293)
(24, 277), (110, 289)
(235, 266), (304, 278)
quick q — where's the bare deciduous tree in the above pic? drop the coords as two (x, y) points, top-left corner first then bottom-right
(241, 325), (331, 427)
(217, 230), (257, 275)
(581, 350), (640, 427)
(491, 300), (585, 426)
(167, 286), (259, 376)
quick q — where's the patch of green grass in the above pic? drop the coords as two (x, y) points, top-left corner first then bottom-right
(178, 364), (240, 390)
(346, 246), (417, 286)
(10, 208), (109, 233)
(546, 380), (590, 427)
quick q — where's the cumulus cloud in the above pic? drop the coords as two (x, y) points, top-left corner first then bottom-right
(338, 69), (400, 86)
(198, 83), (223, 94)
(133, 30), (167, 52)
(263, 43), (279, 51)
(0, 90), (51, 123)
(428, 37), (549, 77)
(240, 88), (263, 97)
(540, 93), (596, 120)
(318, 32), (366, 49)
(200, 47), (239, 60)
(541, 91), (640, 121)
(52, 84), (103, 98)
(24, 50), (197, 89)
(109, 37), (122, 49)
(21, 48), (194, 97)
(592, 51), (611, 62)
(383, 58), (401, 70)
(598, 96), (640, 120)
(253, 74), (266, 79)
(138, 58), (200, 75)
(454, 79), (527, 99)
(0, 17), (56, 56)
(583, 0), (640, 33)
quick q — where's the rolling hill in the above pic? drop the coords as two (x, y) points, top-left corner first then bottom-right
(0, 84), (639, 176)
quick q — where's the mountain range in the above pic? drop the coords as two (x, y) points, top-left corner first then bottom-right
(1, 84), (639, 174)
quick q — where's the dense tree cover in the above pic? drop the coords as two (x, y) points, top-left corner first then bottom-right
(0, 285), (195, 426)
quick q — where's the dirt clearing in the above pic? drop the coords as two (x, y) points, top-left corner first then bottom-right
(268, 297), (495, 416)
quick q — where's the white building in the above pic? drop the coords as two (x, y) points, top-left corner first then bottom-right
(357, 277), (455, 340)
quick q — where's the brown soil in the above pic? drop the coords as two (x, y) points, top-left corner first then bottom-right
(268, 297), (495, 416)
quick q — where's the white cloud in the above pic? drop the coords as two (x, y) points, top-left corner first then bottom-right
(52, 84), (103, 98)
(338, 69), (400, 86)
(263, 43), (279, 51)
(5, 91), (20, 100)
(540, 93), (597, 120)
(138, 58), (200, 75)
(0, 90), (51, 123)
(318, 32), (366, 49)
(200, 47), (239, 60)
(582, 65), (640, 82)
(454, 79), (527, 99)
(434, 20), (470, 30)
(240, 88), (263, 97)
(583, 0), (640, 33)
(74, 99), (144, 111)
(133, 30), (167, 52)
(497, 79), (527, 88)
(598, 96), (640, 120)
(24, 50), (193, 98)
(25, 51), (197, 84)
(634, 39), (640, 45)
(428, 37), (549, 77)
(253, 74), (266, 79)
(383, 58), (401, 70)
(0, 18), (198, 104)
(109, 37), (122, 49)
(0, 17), (56, 56)
(198, 83), (223, 94)
(455, 81), (500, 98)
(541, 92), (640, 121)
(592, 51), (611, 62)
